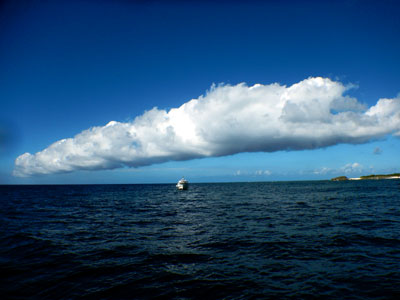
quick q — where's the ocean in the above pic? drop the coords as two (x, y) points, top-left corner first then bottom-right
(1, 180), (400, 299)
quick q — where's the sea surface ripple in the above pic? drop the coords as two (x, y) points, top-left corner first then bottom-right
(1, 180), (400, 299)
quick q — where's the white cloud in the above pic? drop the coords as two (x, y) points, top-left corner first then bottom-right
(254, 170), (272, 176)
(341, 162), (363, 174)
(14, 77), (400, 177)
(234, 169), (271, 177)
(313, 167), (331, 175)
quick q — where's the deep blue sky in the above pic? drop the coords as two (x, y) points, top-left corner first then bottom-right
(1, 0), (400, 183)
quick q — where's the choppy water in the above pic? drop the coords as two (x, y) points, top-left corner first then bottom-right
(1, 180), (400, 299)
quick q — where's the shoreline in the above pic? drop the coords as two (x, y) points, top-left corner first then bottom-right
(332, 174), (400, 181)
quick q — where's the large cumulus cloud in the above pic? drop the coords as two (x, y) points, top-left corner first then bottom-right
(14, 77), (400, 177)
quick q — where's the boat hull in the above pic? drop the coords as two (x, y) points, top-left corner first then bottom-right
(176, 181), (189, 190)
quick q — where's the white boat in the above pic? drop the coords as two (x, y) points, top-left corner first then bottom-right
(176, 178), (189, 190)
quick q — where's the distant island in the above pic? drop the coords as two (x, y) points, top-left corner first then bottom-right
(331, 173), (400, 181)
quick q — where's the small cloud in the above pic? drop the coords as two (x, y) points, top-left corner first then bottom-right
(255, 169), (272, 176)
(234, 170), (241, 176)
(373, 147), (382, 155)
(341, 162), (363, 174)
(313, 167), (331, 175)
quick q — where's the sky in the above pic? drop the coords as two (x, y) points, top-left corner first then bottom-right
(1, 0), (400, 184)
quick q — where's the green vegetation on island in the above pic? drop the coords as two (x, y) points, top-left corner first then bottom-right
(331, 173), (400, 181)
(331, 176), (349, 181)
(359, 173), (400, 180)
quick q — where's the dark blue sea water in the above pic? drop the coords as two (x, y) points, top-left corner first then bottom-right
(1, 180), (400, 299)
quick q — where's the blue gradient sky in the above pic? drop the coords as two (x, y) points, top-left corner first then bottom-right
(1, 0), (400, 184)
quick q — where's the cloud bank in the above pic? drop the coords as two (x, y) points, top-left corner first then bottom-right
(14, 77), (400, 177)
